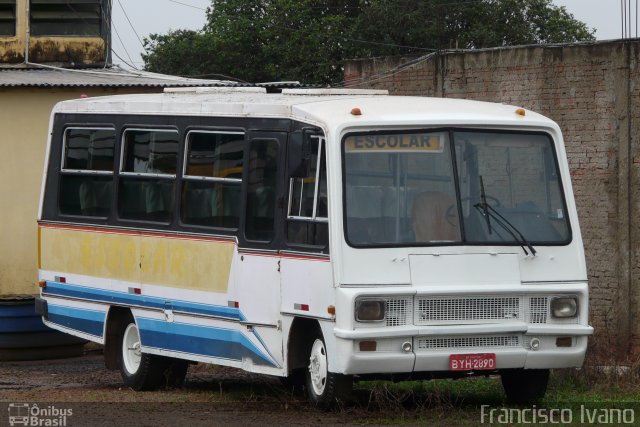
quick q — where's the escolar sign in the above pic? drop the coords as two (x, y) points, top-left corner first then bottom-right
(344, 133), (443, 152)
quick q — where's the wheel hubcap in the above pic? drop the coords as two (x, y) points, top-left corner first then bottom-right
(308, 339), (327, 396)
(122, 323), (142, 374)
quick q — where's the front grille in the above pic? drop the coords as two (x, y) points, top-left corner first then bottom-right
(417, 335), (521, 350)
(528, 297), (549, 323)
(365, 294), (577, 328)
(385, 297), (412, 327)
(415, 296), (522, 325)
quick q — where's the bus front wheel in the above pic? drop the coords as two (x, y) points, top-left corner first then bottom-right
(501, 368), (549, 404)
(306, 337), (352, 409)
(116, 313), (188, 391)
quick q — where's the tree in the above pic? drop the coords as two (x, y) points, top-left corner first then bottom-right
(143, 0), (362, 83)
(142, 0), (595, 84)
(350, 0), (595, 55)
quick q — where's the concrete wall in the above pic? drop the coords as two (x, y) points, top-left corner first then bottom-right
(0, 87), (158, 297)
(344, 40), (640, 356)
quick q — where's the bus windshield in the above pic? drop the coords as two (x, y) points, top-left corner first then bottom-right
(343, 130), (570, 247)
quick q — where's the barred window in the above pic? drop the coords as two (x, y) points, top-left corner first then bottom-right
(30, 0), (103, 37)
(0, 0), (16, 36)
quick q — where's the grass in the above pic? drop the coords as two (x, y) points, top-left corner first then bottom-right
(6, 343), (639, 425)
(189, 345), (640, 420)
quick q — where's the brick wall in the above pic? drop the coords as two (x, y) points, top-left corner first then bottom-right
(345, 40), (640, 356)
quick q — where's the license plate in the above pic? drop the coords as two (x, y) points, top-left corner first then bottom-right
(449, 353), (496, 371)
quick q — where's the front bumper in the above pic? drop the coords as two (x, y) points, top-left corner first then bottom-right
(333, 282), (593, 375)
(332, 320), (593, 375)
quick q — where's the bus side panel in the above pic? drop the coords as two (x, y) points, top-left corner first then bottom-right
(280, 256), (333, 319)
(38, 223), (283, 373)
(42, 297), (108, 343)
(131, 308), (281, 370)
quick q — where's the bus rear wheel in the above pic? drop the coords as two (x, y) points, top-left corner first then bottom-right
(501, 368), (549, 404)
(305, 337), (352, 409)
(116, 313), (188, 391)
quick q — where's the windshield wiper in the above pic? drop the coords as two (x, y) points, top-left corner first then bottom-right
(478, 176), (492, 234)
(473, 175), (536, 256)
(473, 203), (537, 256)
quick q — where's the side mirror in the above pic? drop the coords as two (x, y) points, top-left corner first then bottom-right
(288, 130), (314, 178)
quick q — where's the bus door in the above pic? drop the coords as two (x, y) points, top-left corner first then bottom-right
(233, 131), (287, 326)
(280, 131), (332, 319)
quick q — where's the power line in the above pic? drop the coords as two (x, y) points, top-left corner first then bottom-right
(112, 22), (139, 69)
(117, 0), (145, 48)
(166, 0), (206, 11)
(111, 49), (138, 70)
(349, 38), (437, 52)
(332, 52), (438, 88)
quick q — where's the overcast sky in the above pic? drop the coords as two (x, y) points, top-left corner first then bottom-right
(111, 0), (634, 70)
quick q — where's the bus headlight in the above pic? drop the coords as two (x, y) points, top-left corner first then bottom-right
(355, 299), (386, 322)
(551, 297), (578, 318)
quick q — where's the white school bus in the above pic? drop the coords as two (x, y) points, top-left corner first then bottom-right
(36, 87), (593, 407)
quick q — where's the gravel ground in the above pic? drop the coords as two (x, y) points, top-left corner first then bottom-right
(0, 349), (366, 427)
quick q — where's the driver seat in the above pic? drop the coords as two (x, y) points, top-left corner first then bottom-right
(411, 191), (460, 242)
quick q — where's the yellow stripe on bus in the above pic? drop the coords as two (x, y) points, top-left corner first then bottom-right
(39, 226), (234, 292)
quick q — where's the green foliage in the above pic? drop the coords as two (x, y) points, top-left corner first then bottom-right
(142, 0), (595, 84)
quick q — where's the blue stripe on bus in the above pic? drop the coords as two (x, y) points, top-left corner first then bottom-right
(43, 281), (244, 321)
(136, 317), (276, 367)
(47, 304), (105, 338)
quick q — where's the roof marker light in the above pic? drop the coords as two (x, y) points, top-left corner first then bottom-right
(350, 107), (362, 116)
(515, 108), (526, 116)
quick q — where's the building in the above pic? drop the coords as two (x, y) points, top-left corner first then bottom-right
(0, 0), (232, 359)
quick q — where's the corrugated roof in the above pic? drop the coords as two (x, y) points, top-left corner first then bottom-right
(0, 66), (243, 88)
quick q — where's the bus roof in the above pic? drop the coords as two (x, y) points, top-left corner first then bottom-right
(52, 87), (557, 131)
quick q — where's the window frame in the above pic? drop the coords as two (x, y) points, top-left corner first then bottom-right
(286, 135), (328, 224)
(57, 126), (116, 219)
(119, 127), (180, 179)
(116, 127), (180, 225)
(29, 0), (104, 37)
(341, 127), (573, 249)
(179, 130), (246, 231)
(0, 0), (16, 37)
(60, 126), (116, 175)
(242, 136), (282, 244)
(182, 130), (244, 184)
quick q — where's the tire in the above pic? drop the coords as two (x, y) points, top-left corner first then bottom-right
(116, 313), (188, 391)
(305, 337), (352, 409)
(501, 368), (549, 404)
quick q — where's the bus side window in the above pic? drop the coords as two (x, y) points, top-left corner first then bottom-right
(118, 129), (179, 223)
(181, 131), (244, 229)
(245, 139), (279, 242)
(286, 136), (328, 249)
(59, 127), (115, 218)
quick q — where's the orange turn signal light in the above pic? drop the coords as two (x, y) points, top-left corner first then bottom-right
(350, 107), (362, 116)
(38, 280), (46, 288)
(515, 108), (526, 116)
